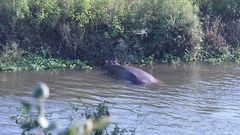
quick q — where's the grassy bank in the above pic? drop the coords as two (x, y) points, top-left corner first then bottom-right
(0, 0), (240, 71)
(0, 54), (92, 71)
(0, 42), (91, 71)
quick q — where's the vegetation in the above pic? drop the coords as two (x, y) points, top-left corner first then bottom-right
(12, 82), (133, 135)
(0, 0), (240, 71)
(0, 42), (91, 71)
(194, 0), (240, 63)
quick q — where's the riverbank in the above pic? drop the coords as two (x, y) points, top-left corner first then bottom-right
(0, 0), (240, 71)
(0, 44), (239, 72)
(0, 56), (91, 71)
(0, 48), (91, 71)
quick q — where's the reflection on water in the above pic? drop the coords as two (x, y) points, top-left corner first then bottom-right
(0, 63), (240, 135)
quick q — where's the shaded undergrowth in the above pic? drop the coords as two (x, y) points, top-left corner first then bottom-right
(0, 42), (91, 71)
(0, 0), (240, 71)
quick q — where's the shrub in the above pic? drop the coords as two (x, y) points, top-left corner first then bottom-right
(121, 0), (202, 62)
(211, 0), (240, 20)
(198, 17), (236, 63)
(195, 0), (240, 19)
(0, 0), (204, 64)
(203, 17), (228, 56)
(0, 42), (91, 71)
(225, 19), (240, 48)
(194, 0), (240, 63)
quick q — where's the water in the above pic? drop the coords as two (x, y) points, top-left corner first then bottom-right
(0, 63), (240, 135)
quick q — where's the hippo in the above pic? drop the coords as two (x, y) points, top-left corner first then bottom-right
(104, 60), (164, 86)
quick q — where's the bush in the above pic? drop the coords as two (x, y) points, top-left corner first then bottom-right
(225, 19), (240, 48)
(195, 0), (240, 19)
(2, 0), (240, 65)
(118, 0), (203, 62)
(202, 17), (228, 57)
(160, 0), (202, 60)
(195, 0), (240, 63)
(212, 0), (240, 20)
(0, 42), (91, 71)
(0, 0), (204, 66)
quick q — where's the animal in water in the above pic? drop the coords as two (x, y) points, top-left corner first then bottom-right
(104, 60), (164, 86)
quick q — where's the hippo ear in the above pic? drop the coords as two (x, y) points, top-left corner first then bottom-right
(125, 61), (131, 66)
(113, 58), (121, 65)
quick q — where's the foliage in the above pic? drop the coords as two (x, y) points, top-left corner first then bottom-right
(212, 0), (240, 20)
(0, 42), (91, 71)
(194, 0), (240, 19)
(119, 0), (202, 62)
(0, 55), (91, 71)
(12, 83), (111, 135)
(194, 0), (240, 64)
(0, 0), (240, 67)
(232, 47), (240, 63)
(224, 19), (240, 48)
(12, 83), (135, 135)
(202, 17), (228, 57)
(0, 0), (203, 66)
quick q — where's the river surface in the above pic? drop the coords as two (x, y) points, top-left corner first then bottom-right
(0, 63), (240, 135)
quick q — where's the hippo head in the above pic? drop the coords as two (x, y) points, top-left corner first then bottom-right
(104, 59), (122, 74)
(104, 59), (120, 67)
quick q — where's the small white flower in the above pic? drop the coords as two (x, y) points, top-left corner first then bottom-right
(84, 119), (94, 134)
(38, 115), (49, 128)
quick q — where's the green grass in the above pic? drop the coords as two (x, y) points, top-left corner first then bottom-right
(0, 54), (92, 71)
(0, 0), (240, 67)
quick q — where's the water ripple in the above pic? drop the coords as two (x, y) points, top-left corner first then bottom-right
(1, 64), (240, 134)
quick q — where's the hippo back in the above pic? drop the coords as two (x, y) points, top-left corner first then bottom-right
(105, 65), (139, 83)
(125, 66), (158, 84)
(105, 64), (160, 85)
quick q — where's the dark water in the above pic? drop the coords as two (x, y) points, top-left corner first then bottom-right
(0, 63), (240, 135)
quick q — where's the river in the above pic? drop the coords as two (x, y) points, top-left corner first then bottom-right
(0, 63), (240, 135)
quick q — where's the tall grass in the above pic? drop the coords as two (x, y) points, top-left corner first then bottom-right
(194, 0), (240, 63)
(0, 0), (240, 67)
(0, 0), (203, 65)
